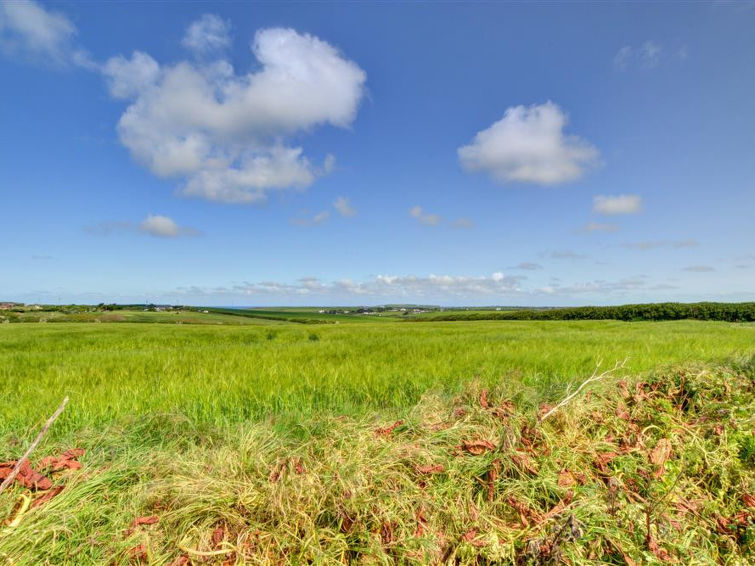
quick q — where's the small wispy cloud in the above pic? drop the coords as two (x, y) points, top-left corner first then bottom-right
(181, 14), (231, 56)
(140, 214), (201, 238)
(683, 265), (715, 273)
(0, 0), (94, 67)
(593, 194), (641, 215)
(291, 210), (330, 227)
(85, 215), (201, 238)
(580, 222), (619, 233)
(451, 217), (475, 229)
(548, 250), (588, 260)
(512, 262), (542, 271)
(620, 240), (699, 251)
(410, 206), (442, 226)
(333, 196), (357, 218)
(614, 40), (686, 71)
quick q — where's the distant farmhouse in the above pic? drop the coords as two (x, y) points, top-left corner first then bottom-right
(0, 302), (23, 310)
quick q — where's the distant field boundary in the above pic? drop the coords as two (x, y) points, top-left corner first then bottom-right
(410, 302), (755, 322)
(203, 307), (335, 324)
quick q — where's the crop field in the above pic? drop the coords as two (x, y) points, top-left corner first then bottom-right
(0, 319), (753, 564)
(2, 319), (753, 436)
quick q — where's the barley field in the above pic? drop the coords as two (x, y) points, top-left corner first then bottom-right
(0, 319), (753, 564)
(1, 319), (753, 442)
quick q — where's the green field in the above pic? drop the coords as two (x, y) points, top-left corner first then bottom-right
(0, 308), (291, 325)
(0, 319), (753, 564)
(2, 319), (753, 440)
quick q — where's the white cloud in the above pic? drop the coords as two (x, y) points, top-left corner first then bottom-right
(176, 269), (703, 302)
(181, 14), (231, 55)
(103, 51), (160, 99)
(544, 277), (654, 295)
(86, 215), (200, 238)
(0, 0), (91, 66)
(458, 101), (598, 186)
(640, 41), (662, 68)
(683, 265), (715, 273)
(139, 214), (200, 238)
(180, 271), (526, 300)
(103, 22), (366, 204)
(593, 194), (641, 215)
(581, 222), (619, 233)
(410, 206), (441, 226)
(614, 41), (680, 70)
(291, 210), (330, 227)
(333, 196), (357, 217)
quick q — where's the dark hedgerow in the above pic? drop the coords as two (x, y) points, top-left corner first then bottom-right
(415, 302), (755, 323)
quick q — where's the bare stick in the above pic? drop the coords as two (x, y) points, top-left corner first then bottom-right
(540, 360), (626, 422)
(0, 397), (69, 497)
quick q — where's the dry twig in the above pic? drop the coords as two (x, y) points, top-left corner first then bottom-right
(0, 397), (69, 497)
(540, 360), (627, 422)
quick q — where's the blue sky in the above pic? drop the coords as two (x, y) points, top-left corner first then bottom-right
(1, 1), (753, 306)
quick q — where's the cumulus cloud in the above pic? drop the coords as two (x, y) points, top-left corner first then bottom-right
(86, 215), (200, 238)
(333, 196), (357, 217)
(103, 51), (160, 99)
(181, 14), (231, 55)
(291, 210), (330, 227)
(580, 222), (619, 233)
(410, 206), (441, 226)
(458, 101), (598, 186)
(593, 194), (641, 215)
(0, 0), (92, 66)
(102, 21), (366, 204)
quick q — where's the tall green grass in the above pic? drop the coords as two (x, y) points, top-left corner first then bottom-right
(0, 358), (752, 564)
(1, 320), (753, 449)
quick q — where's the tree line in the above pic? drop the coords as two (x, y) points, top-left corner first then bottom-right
(415, 302), (755, 322)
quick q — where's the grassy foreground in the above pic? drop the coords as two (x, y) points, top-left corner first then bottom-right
(0, 321), (753, 564)
(0, 358), (753, 564)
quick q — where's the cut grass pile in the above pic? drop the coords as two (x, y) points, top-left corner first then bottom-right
(1, 358), (753, 564)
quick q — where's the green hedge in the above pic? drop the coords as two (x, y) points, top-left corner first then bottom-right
(415, 302), (755, 322)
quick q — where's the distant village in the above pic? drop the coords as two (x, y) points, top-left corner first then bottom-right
(318, 306), (436, 316)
